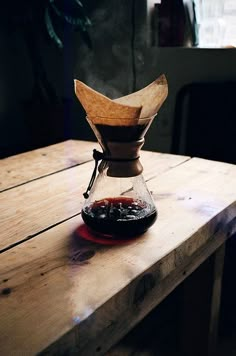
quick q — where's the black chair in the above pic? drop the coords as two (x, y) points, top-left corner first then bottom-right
(171, 81), (236, 164)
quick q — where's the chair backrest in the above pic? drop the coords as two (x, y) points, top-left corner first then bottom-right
(171, 81), (236, 164)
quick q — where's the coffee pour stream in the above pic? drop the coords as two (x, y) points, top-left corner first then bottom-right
(74, 75), (168, 241)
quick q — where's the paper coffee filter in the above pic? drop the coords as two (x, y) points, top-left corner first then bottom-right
(74, 80), (142, 124)
(74, 74), (168, 124)
(114, 74), (168, 118)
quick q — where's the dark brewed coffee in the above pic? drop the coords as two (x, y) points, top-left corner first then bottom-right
(82, 197), (157, 238)
(95, 123), (152, 143)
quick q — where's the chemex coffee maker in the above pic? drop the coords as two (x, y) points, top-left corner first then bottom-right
(74, 75), (168, 243)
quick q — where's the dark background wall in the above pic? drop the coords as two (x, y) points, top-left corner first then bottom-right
(1, 0), (236, 158)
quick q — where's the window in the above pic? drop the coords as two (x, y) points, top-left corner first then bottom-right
(147, 0), (236, 47)
(195, 0), (236, 47)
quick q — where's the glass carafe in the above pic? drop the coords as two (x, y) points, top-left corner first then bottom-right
(81, 115), (157, 239)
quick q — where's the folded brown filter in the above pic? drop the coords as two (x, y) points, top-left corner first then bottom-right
(74, 74), (168, 125)
(114, 74), (168, 118)
(74, 80), (142, 125)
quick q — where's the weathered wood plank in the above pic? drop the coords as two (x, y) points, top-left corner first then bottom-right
(0, 140), (99, 192)
(0, 157), (235, 355)
(0, 151), (189, 252)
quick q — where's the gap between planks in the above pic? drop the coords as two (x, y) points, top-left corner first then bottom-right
(1, 210), (235, 356)
(0, 151), (190, 253)
(0, 140), (100, 193)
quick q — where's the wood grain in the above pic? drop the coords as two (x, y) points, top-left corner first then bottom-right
(0, 151), (188, 252)
(0, 156), (235, 355)
(0, 140), (99, 192)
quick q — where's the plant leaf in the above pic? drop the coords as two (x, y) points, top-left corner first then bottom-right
(44, 6), (63, 49)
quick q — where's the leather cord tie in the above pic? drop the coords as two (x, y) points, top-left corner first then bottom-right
(83, 149), (139, 199)
(83, 149), (103, 199)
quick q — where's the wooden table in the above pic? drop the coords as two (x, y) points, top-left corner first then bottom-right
(0, 140), (235, 356)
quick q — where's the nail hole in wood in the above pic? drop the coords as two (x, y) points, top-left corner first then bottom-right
(2, 288), (11, 295)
